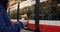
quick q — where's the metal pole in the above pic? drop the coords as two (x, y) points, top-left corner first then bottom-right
(17, 0), (20, 22)
(35, 0), (40, 32)
(17, 0), (20, 32)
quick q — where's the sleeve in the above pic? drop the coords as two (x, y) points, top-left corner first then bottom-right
(0, 5), (24, 32)
(2, 10), (23, 32)
(0, 20), (23, 32)
(4, 22), (23, 32)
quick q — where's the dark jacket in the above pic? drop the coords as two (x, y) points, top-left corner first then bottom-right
(0, 0), (23, 32)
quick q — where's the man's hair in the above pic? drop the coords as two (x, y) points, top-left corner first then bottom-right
(0, 0), (8, 10)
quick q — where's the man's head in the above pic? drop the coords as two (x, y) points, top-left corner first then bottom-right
(0, 0), (8, 10)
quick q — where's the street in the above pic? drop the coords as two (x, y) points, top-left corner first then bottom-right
(20, 29), (34, 32)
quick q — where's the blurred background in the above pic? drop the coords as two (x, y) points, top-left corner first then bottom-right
(7, 0), (60, 32)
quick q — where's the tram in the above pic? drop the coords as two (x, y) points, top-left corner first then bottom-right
(8, 0), (60, 32)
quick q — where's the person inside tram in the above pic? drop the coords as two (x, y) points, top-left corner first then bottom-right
(0, 0), (28, 32)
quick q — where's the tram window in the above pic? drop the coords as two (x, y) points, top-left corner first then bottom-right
(21, 6), (35, 20)
(39, 2), (60, 20)
(8, 0), (35, 20)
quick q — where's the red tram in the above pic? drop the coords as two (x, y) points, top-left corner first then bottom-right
(8, 0), (60, 32)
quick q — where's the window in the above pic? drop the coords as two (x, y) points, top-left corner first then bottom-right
(39, 1), (60, 20)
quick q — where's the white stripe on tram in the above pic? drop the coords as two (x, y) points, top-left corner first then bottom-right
(29, 20), (60, 26)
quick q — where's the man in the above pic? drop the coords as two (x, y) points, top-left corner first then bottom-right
(0, 0), (28, 32)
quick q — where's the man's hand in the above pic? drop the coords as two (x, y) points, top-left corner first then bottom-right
(19, 18), (28, 26)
